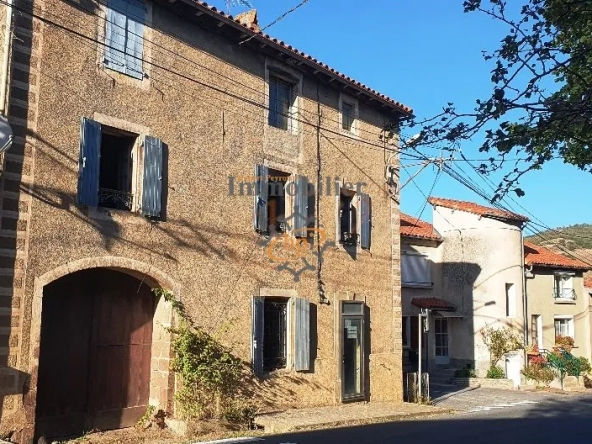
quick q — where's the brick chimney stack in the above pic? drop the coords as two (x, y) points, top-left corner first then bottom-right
(235, 9), (261, 33)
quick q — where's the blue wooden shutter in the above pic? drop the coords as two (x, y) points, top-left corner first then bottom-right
(252, 296), (265, 376)
(125, 0), (145, 79)
(293, 175), (309, 236)
(360, 193), (371, 249)
(104, 0), (127, 73)
(254, 164), (269, 232)
(294, 297), (310, 372)
(142, 136), (163, 218)
(77, 118), (101, 207)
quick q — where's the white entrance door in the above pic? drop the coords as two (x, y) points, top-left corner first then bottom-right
(435, 318), (450, 365)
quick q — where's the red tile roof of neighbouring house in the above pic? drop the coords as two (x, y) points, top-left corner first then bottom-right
(428, 197), (529, 223)
(412, 297), (456, 311)
(400, 213), (441, 241)
(524, 241), (590, 270)
(185, 2), (413, 116)
(584, 277), (592, 288)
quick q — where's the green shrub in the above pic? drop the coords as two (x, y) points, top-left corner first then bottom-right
(486, 366), (505, 379)
(577, 357), (591, 375)
(522, 364), (555, 387)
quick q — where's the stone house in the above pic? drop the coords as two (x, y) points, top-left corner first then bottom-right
(0, 0), (411, 441)
(524, 242), (591, 359)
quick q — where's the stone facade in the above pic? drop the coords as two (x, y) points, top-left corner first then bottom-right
(0, 0), (408, 441)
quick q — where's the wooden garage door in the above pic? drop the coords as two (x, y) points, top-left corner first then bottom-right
(36, 269), (155, 440)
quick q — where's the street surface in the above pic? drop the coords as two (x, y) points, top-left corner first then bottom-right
(210, 389), (592, 444)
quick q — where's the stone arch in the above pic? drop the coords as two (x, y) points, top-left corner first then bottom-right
(29, 257), (179, 438)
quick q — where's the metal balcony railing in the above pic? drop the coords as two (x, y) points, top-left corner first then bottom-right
(98, 187), (133, 211)
(553, 288), (577, 300)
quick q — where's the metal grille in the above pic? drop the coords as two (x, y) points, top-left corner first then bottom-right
(99, 187), (133, 211)
(263, 299), (288, 371)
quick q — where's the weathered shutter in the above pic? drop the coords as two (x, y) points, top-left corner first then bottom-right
(360, 193), (371, 249)
(254, 164), (269, 232)
(104, 0), (127, 73)
(335, 194), (342, 242)
(294, 297), (310, 372)
(402, 254), (429, 285)
(293, 175), (309, 237)
(268, 78), (278, 127)
(142, 136), (163, 218)
(77, 118), (101, 207)
(125, 0), (145, 79)
(252, 296), (265, 376)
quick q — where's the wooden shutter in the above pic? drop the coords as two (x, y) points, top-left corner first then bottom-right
(252, 296), (265, 376)
(254, 164), (269, 232)
(293, 175), (309, 237)
(294, 297), (310, 372)
(125, 0), (145, 79)
(77, 118), (101, 207)
(104, 0), (127, 73)
(141, 136), (163, 218)
(360, 193), (371, 249)
(335, 194), (341, 242)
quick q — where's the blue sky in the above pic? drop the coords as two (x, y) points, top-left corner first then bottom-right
(212, 0), (591, 229)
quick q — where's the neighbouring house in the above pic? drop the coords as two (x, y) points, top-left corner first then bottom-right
(524, 242), (591, 359)
(0, 1), (411, 442)
(586, 277), (592, 355)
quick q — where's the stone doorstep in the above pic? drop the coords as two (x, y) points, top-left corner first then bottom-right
(254, 403), (454, 434)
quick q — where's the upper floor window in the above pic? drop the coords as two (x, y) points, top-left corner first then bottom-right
(401, 252), (431, 287)
(337, 187), (371, 250)
(104, 0), (145, 79)
(339, 95), (359, 136)
(554, 316), (574, 342)
(77, 117), (164, 218)
(554, 273), (575, 301)
(268, 75), (295, 130)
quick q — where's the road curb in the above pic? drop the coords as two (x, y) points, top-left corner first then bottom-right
(430, 384), (481, 405)
(258, 408), (455, 434)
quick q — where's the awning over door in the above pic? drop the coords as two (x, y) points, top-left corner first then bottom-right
(435, 310), (463, 318)
(411, 297), (455, 311)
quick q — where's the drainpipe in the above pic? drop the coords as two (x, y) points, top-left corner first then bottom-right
(0, 0), (13, 115)
(520, 224), (528, 346)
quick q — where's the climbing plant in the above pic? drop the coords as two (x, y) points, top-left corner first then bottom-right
(481, 326), (523, 371)
(153, 288), (256, 425)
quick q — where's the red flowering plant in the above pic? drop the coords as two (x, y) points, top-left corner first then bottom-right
(529, 354), (547, 366)
(525, 344), (540, 355)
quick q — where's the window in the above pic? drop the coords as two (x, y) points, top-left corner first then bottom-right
(336, 187), (371, 249)
(554, 273), (575, 300)
(104, 0), (145, 79)
(505, 283), (516, 317)
(268, 75), (294, 130)
(342, 102), (355, 132)
(251, 296), (311, 375)
(401, 253), (431, 287)
(253, 165), (310, 236)
(98, 128), (136, 211)
(262, 298), (288, 371)
(554, 317), (574, 342)
(78, 117), (164, 218)
(402, 316), (411, 348)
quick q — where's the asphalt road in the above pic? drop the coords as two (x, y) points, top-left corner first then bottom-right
(241, 392), (592, 444)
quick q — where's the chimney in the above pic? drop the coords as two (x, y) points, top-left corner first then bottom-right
(235, 9), (260, 32)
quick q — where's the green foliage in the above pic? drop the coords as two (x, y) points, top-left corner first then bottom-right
(414, 0), (592, 199)
(486, 366), (505, 379)
(136, 404), (155, 429)
(153, 288), (256, 425)
(525, 224), (592, 251)
(454, 367), (476, 378)
(577, 357), (592, 375)
(522, 363), (555, 387)
(480, 326), (524, 368)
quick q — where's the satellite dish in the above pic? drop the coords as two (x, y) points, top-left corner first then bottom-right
(0, 114), (13, 155)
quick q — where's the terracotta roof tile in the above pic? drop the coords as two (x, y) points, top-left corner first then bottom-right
(412, 297), (455, 311)
(191, 2), (412, 115)
(400, 213), (441, 241)
(524, 241), (590, 270)
(428, 197), (529, 223)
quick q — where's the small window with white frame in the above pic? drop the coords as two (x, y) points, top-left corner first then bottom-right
(339, 94), (359, 136)
(554, 272), (575, 300)
(554, 316), (574, 342)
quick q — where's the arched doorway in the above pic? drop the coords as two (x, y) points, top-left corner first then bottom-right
(35, 268), (156, 440)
